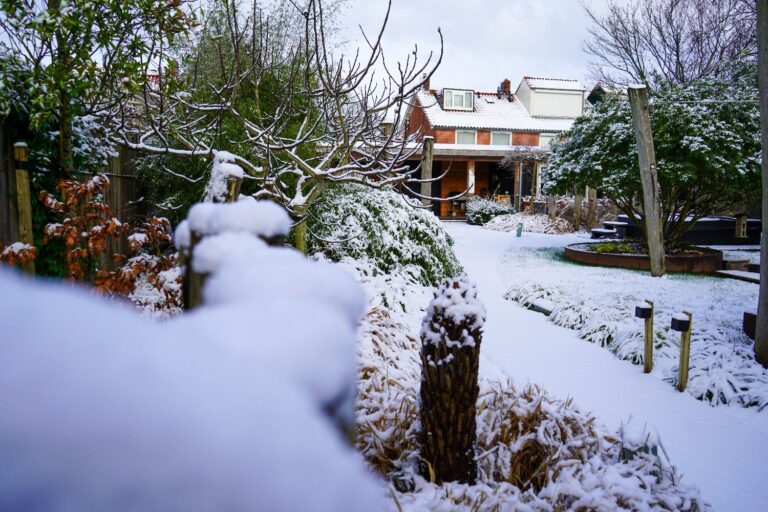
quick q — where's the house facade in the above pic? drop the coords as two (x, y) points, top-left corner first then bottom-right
(405, 76), (585, 218)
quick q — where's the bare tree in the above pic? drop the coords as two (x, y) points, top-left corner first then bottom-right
(583, 0), (757, 86)
(109, 0), (443, 251)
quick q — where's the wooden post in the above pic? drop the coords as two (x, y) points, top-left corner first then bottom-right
(420, 136), (434, 207)
(755, 0), (768, 366)
(13, 142), (34, 275)
(573, 189), (583, 230)
(184, 230), (204, 309)
(514, 162), (522, 210)
(628, 85), (666, 277)
(467, 160), (476, 195)
(677, 311), (693, 392)
(644, 300), (654, 374)
(586, 187), (597, 229)
(547, 195), (556, 221)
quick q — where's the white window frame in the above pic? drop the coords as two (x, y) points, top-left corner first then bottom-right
(455, 130), (477, 145)
(491, 131), (511, 146)
(443, 89), (474, 111)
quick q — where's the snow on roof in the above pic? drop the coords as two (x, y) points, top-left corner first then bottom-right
(415, 90), (575, 132)
(522, 76), (586, 92)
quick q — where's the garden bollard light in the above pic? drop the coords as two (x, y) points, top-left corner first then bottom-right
(671, 311), (693, 392)
(634, 300), (654, 373)
(516, 223), (523, 237)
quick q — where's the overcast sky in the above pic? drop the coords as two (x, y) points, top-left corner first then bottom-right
(339, 0), (610, 92)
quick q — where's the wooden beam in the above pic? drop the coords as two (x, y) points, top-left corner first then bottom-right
(13, 142), (34, 275)
(628, 85), (666, 277)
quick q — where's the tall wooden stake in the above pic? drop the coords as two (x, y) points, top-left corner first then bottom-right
(644, 300), (654, 374)
(628, 86), (666, 277)
(678, 311), (693, 392)
(420, 136), (434, 208)
(573, 189), (583, 230)
(755, 0), (768, 367)
(14, 142), (34, 275)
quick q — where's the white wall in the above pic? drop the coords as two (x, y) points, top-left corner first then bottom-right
(530, 90), (583, 118)
(515, 80), (533, 114)
(539, 133), (556, 146)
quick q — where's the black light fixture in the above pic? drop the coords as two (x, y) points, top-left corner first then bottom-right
(671, 314), (691, 333)
(635, 302), (653, 319)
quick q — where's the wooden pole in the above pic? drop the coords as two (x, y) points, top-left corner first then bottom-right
(13, 142), (34, 275)
(573, 189), (583, 230)
(755, 0), (768, 367)
(586, 187), (597, 229)
(420, 136), (434, 207)
(514, 162), (522, 210)
(644, 299), (654, 374)
(628, 86), (666, 277)
(547, 195), (556, 221)
(678, 311), (693, 392)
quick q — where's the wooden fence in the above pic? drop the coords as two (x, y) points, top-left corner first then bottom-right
(0, 117), (142, 272)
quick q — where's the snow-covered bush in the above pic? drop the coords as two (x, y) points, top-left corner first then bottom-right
(485, 212), (574, 234)
(356, 308), (709, 510)
(307, 184), (462, 287)
(0, 197), (383, 510)
(465, 196), (514, 225)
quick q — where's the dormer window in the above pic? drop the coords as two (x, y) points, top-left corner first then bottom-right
(443, 89), (474, 111)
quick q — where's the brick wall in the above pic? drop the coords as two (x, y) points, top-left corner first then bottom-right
(406, 99), (434, 141)
(512, 132), (540, 146)
(435, 129), (455, 144)
(477, 130), (490, 145)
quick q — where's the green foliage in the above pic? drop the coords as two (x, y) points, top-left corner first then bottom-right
(547, 60), (760, 245)
(591, 242), (643, 255)
(307, 184), (462, 286)
(466, 196), (514, 225)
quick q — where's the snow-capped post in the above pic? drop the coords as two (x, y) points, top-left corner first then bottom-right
(420, 136), (434, 207)
(671, 311), (693, 391)
(13, 142), (34, 276)
(635, 300), (654, 373)
(419, 275), (485, 484)
(205, 152), (244, 203)
(627, 85), (666, 277)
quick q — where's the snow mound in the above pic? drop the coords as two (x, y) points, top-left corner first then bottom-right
(0, 197), (382, 510)
(204, 151), (244, 202)
(186, 200), (291, 240)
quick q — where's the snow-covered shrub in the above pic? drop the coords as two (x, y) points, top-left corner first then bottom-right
(356, 308), (709, 510)
(307, 184), (462, 287)
(0, 197), (383, 510)
(485, 212), (574, 234)
(465, 196), (514, 225)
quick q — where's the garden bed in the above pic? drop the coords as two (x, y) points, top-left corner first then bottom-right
(565, 242), (722, 273)
(502, 247), (766, 409)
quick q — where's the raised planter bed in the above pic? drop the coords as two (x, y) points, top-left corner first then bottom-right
(564, 242), (723, 273)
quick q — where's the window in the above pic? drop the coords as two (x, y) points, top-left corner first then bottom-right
(456, 130), (476, 144)
(491, 131), (511, 146)
(443, 89), (474, 111)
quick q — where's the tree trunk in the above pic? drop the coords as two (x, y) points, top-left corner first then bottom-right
(628, 86), (666, 277)
(59, 89), (74, 178)
(419, 277), (484, 484)
(586, 187), (597, 229)
(755, 0), (768, 367)
(293, 217), (308, 254)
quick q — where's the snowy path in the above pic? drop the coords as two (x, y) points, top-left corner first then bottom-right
(443, 222), (768, 512)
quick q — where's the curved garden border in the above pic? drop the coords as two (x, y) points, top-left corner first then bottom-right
(564, 243), (722, 273)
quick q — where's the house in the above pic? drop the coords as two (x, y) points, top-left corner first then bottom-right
(405, 76), (585, 218)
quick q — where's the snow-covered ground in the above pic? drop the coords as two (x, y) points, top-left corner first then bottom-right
(442, 222), (768, 512)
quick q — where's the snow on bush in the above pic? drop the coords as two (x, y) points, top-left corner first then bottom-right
(307, 184), (462, 287)
(0, 198), (385, 510)
(485, 212), (574, 234)
(502, 248), (768, 409)
(465, 196), (514, 226)
(356, 308), (709, 511)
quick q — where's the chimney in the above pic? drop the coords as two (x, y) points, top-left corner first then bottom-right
(422, 73), (430, 91)
(501, 78), (511, 95)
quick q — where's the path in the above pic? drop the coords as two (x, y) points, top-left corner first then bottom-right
(444, 222), (768, 512)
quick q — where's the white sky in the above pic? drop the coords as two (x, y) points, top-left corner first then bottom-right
(338, 0), (611, 92)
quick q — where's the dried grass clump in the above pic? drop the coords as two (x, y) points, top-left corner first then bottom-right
(357, 308), (709, 511)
